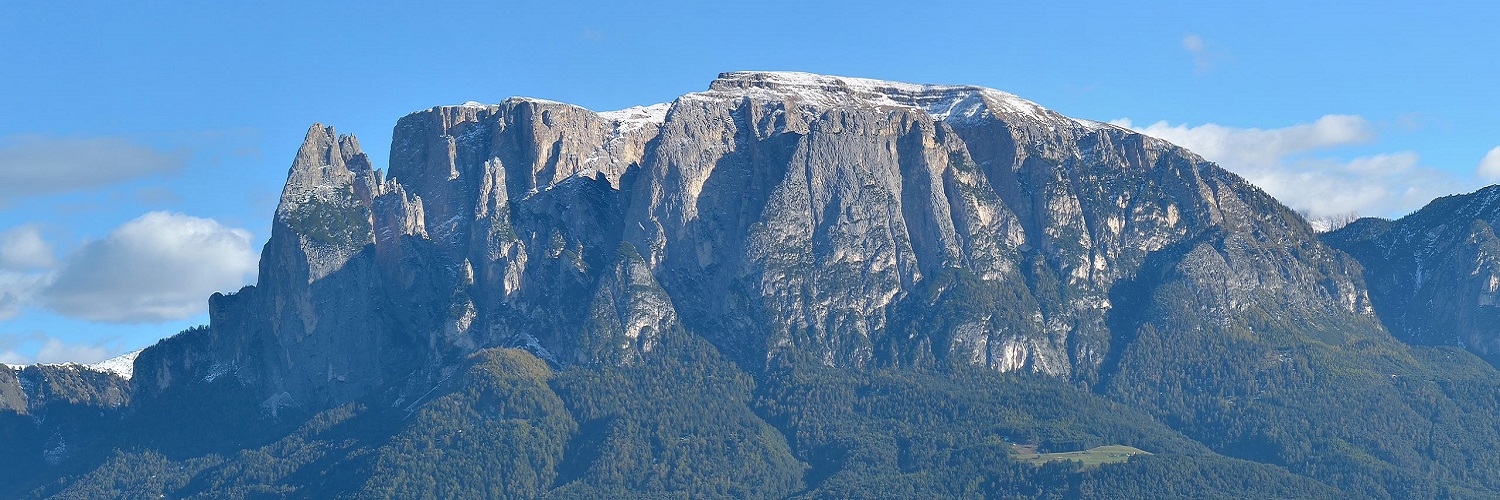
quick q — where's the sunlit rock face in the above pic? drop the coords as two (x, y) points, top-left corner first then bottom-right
(136, 71), (1381, 410)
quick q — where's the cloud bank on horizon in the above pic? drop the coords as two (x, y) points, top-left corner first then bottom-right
(1112, 114), (1473, 221)
(41, 212), (257, 323)
(0, 212), (256, 364)
(0, 128), (261, 365)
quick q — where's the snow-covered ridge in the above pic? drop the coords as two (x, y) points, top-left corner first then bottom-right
(90, 350), (141, 379)
(3, 349), (142, 380)
(598, 102), (671, 133)
(702, 71), (1070, 124)
(436, 96), (573, 112)
(438, 99), (671, 134)
(433, 72), (1125, 135)
(502, 96), (570, 107)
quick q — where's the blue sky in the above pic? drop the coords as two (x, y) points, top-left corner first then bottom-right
(1, 1), (1497, 363)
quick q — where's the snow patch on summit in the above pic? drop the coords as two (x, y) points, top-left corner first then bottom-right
(598, 102), (670, 134)
(89, 349), (142, 380)
(2, 349), (142, 380)
(699, 71), (1080, 127)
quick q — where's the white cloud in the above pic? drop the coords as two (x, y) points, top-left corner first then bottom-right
(0, 272), (47, 321)
(1113, 114), (1373, 167)
(0, 135), (186, 199)
(1478, 146), (1500, 181)
(1182, 34), (1219, 73)
(33, 338), (111, 364)
(0, 226), (55, 320)
(1182, 34), (1205, 52)
(0, 333), (38, 364)
(0, 350), (24, 365)
(0, 335), (118, 365)
(40, 212), (257, 323)
(0, 225), (55, 270)
(1113, 115), (1462, 219)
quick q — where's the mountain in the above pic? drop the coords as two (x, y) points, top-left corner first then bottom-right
(7, 71), (1500, 498)
(139, 71), (1380, 405)
(0, 354), (134, 494)
(1324, 186), (1500, 362)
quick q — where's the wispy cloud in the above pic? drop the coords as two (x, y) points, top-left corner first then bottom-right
(1113, 115), (1463, 219)
(0, 272), (47, 321)
(33, 338), (112, 364)
(0, 225), (53, 320)
(1478, 146), (1500, 181)
(1182, 34), (1205, 51)
(0, 334), (120, 365)
(1182, 34), (1221, 74)
(0, 135), (186, 199)
(0, 334), (30, 364)
(0, 226), (54, 271)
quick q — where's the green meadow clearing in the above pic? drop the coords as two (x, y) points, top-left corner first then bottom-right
(1013, 445), (1152, 468)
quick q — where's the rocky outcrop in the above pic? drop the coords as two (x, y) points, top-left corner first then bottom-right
(1324, 186), (1500, 360)
(137, 126), (420, 411)
(134, 71), (1385, 410)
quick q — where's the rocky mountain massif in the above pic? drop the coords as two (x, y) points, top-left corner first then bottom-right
(143, 71), (1381, 404)
(6, 72), (1500, 498)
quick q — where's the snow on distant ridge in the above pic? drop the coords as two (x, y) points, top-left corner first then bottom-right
(89, 349), (141, 379)
(437, 73), (1126, 138)
(598, 103), (670, 132)
(700, 71), (1072, 125)
(504, 96), (570, 107)
(440, 97), (572, 110)
(598, 102), (670, 124)
(2, 349), (142, 380)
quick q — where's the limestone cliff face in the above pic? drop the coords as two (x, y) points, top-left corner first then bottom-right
(136, 72), (1382, 409)
(1325, 186), (1500, 360)
(615, 72), (1376, 381)
(137, 126), (418, 410)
